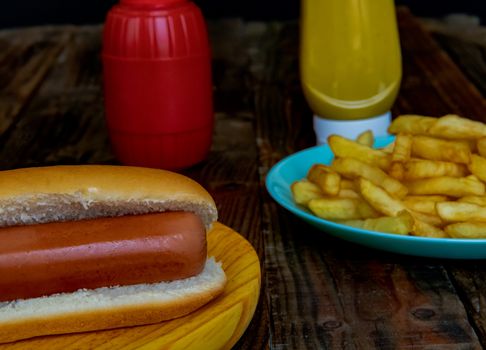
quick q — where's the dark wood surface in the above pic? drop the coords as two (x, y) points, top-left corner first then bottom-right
(2, 6), (486, 349)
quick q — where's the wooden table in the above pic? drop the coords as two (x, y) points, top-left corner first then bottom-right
(2, 6), (486, 349)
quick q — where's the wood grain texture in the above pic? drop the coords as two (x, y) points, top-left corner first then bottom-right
(0, 222), (260, 350)
(0, 27), (69, 135)
(2, 7), (486, 349)
(254, 7), (485, 350)
(419, 20), (486, 348)
(393, 8), (486, 121)
(0, 26), (113, 170)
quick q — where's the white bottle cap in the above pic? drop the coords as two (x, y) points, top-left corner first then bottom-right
(313, 111), (391, 145)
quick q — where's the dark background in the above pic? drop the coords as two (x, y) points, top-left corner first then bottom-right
(1, 0), (486, 29)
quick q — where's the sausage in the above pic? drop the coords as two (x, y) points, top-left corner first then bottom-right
(0, 211), (206, 302)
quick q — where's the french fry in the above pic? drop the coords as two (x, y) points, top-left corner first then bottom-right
(308, 198), (379, 220)
(341, 179), (358, 190)
(478, 137), (486, 158)
(445, 222), (486, 239)
(331, 157), (408, 198)
(411, 135), (471, 164)
(339, 210), (414, 235)
(307, 164), (341, 196)
(403, 197), (439, 216)
(381, 141), (395, 154)
(406, 176), (485, 197)
(328, 135), (391, 170)
(405, 196), (449, 220)
(389, 162), (405, 181)
(292, 113), (486, 239)
(388, 115), (437, 135)
(356, 130), (374, 147)
(403, 159), (468, 180)
(437, 202), (486, 222)
(357, 199), (382, 219)
(458, 196), (486, 206)
(391, 133), (412, 163)
(428, 114), (486, 139)
(412, 219), (447, 238)
(460, 138), (478, 153)
(291, 180), (324, 206)
(469, 154), (486, 182)
(337, 189), (360, 199)
(405, 195), (449, 202)
(358, 178), (407, 216)
(409, 210), (444, 227)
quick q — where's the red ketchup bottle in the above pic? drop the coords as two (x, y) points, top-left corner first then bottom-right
(102, 0), (213, 170)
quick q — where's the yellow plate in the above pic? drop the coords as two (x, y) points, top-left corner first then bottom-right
(1, 222), (261, 350)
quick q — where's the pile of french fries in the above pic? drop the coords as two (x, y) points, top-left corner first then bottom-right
(291, 114), (486, 238)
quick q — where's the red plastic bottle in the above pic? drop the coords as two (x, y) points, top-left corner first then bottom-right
(102, 0), (213, 170)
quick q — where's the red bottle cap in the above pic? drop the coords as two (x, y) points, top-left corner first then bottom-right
(120, 0), (186, 6)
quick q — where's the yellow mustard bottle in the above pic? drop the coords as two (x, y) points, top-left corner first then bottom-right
(300, 0), (402, 143)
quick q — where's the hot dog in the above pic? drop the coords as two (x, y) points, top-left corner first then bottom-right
(0, 165), (226, 343)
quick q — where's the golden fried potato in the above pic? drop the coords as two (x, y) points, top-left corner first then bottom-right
(469, 154), (486, 182)
(403, 159), (468, 180)
(356, 130), (374, 147)
(308, 198), (379, 220)
(458, 196), (486, 206)
(445, 222), (486, 238)
(460, 138), (478, 153)
(307, 164), (341, 196)
(412, 219), (447, 238)
(403, 197), (439, 216)
(291, 180), (324, 206)
(391, 133), (412, 163)
(339, 210), (414, 235)
(381, 141), (395, 154)
(405, 195), (449, 202)
(406, 176), (485, 197)
(358, 178), (407, 216)
(388, 115), (437, 135)
(409, 210), (444, 227)
(389, 162), (405, 181)
(292, 113), (486, 238)
(340, 179), (358, 190)
(411, 135), (470, 164)
(428, 114), (486, 139)
(336, 189), (360, 199)
(478, 137), (486, 158)
(331, 157), (408, 198)
(437, 202), (486, 222)
(328, 135), (391, 170)
(356, 199), (383, 219)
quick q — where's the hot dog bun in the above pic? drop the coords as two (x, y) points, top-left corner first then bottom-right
(0, 165), (217, 229)
(0, 165), (226, 343)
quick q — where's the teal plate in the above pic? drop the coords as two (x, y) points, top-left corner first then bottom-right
(265, 135), (486, 259)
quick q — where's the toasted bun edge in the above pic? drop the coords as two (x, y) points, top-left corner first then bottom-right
(0, 165), (218, 228)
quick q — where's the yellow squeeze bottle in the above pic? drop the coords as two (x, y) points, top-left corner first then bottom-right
(300, 0), (402, 143)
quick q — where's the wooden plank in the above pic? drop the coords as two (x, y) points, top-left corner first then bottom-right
(393, 8), (486, 121)
(254, 8), (483, 349)
(432, 33), (486, 103)
(0, 26), (114, 170)
(0, 27), (69, 136)
(417, 21), (486, 348)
